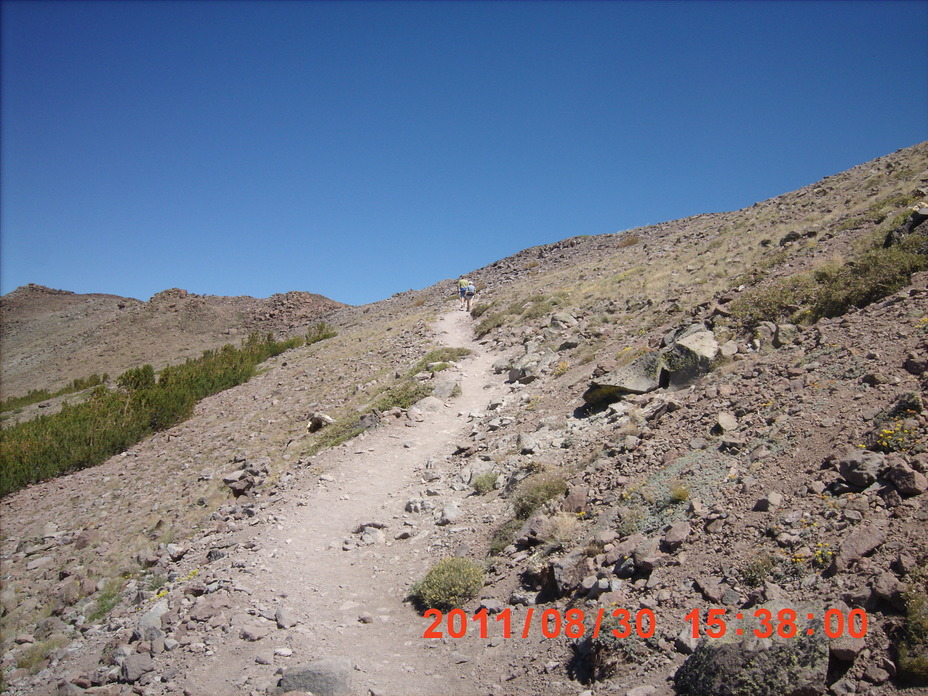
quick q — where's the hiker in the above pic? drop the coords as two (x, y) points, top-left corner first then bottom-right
(458, 277), (470, 310)
(464, 281), (477, 312)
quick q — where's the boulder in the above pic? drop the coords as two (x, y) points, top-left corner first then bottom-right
(241, 624), (271, 641)
(120, 653), (154, 684)
(438, 502), (462, 525)
(542, 549), (589, 598)
(711, 412), (738, 435)
(662, 521), (691, 551)
(562, 485), (589, 514)
(871, 571), (907, 610)
(412, 396), (444, 414)
(886, 461), (927, 496)
(662, 330), (719, 389)
(837, 449), (885, 488)
(830, 525), (886, 574)
(431, 376), (461, 400)
(583, 351), (662, 406)
(136, 600), (168, 643)
(549, 312), (578, 329)
(307, 412), (335, 433)
(276, 605), (299, 629)
(753, 491), (783, 512)
(773, 324), (799, 348)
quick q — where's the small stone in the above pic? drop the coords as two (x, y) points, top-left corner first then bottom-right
(276, 606), (298, 629)
(120, 653), (154, 684)
(831, 525), (886, 573)
(864, 665), (890, 684)
(662, 521), (691, 551)
(754, 491), (783, 511)
(241, 624), (270, 641)
(438, 502), (462, 525)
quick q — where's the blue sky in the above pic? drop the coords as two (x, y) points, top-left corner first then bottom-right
(2, 1), (927, 306)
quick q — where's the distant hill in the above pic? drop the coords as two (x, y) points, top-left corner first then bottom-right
(0, 284), (344, 399)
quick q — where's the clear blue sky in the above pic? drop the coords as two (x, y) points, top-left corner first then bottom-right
(2, 1), (927, 306)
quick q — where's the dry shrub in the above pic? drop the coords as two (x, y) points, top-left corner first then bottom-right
(409, 558), (484, 612)
(513, 475), (569, 519)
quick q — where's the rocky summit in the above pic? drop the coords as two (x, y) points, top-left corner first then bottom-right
(1, 142), (927, 696)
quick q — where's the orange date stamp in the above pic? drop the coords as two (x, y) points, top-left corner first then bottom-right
(421, 606), (868, 641)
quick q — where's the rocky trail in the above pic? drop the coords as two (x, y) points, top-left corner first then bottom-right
(148, 309), (515, 696)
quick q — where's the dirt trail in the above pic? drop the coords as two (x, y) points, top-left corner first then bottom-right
(186, 309), (513, 695)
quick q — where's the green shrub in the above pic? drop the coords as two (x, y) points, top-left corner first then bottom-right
(117, 364), (156, 391)
(731, 240), (928, 328)
(16, 636), (68, 675)
(729, 274), (821, 327)
(409, 557), (484, 611)
(472, 471), (498, 495)
(305, 416), (366, 456)
(306, 322), (337, 345)
(742, 552), (778, 587)
(872, 415), (923, 454)
(669, 482), (690, 503)
(88, 577), (124, 622)
(0, 333), (303, 497)
(475, 312), (506, 337)
(513, 475), (569, 519)
(371, 381), (433, 411)
(410, 347), (471, 375)
(810, 245), (927, 319)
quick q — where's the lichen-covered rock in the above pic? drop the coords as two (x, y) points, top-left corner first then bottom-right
(662, 330), (719, 389)
(582, 351), (662, 406)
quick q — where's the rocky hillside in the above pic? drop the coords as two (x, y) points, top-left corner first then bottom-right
(0, 285), (344, 402)
(0, 142), (926, 696)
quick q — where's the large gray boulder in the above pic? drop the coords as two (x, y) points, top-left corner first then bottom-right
(582, 351), (662, 406)
(674, 601), (828, 696)
(662, 330), (719, 389)
(583, 325), (724, 408)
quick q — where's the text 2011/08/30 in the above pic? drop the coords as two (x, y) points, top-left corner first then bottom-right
(422, 606), (655, 640)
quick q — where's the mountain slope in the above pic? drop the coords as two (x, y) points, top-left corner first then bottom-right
(0, 141), (926, 696)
